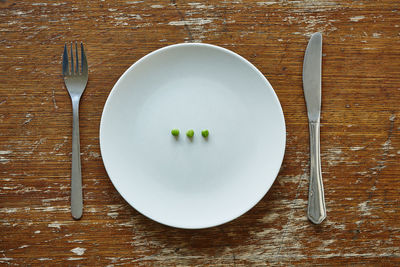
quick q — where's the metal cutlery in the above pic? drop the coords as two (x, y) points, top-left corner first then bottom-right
(62, 42), (88, 220)
(302, 33), (326, 224)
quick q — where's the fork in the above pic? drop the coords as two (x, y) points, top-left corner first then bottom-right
(62, 42), (88, 220)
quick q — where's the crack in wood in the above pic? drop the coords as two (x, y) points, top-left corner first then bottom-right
(170, 0), (194, 42)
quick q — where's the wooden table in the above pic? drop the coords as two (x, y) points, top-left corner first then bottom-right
(1, 0), (399, 265)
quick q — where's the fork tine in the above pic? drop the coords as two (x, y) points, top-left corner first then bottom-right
(70, 42), (74, 74)
(62, 43), (69, 75)
(81, 42), (88, 75)
(75, 41), (79, 74)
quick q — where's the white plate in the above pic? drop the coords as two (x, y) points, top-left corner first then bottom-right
(100, 43), (286, 229)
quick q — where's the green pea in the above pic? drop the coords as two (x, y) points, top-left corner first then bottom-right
(201, 129), (209, 138)
(186, 129), (194, 138)
(171, 129), (180, 136)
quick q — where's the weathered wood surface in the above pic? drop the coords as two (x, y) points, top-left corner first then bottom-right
(1, 0), (399, 265)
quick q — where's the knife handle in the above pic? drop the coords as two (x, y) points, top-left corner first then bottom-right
(307, 121), (326, 224)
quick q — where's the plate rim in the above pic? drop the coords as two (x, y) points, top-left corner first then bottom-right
(100, 43), (286, 229)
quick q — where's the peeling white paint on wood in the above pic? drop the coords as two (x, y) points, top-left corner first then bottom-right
(168, 18), (213, 26)
(71, 247), (86, 256)
(68, 257), (85, 260)
(38, 258), (52, 261)
(350, 146), (365, 151)
(350, 15), (365, 22)
(48, 222), (67, 229)
(358, 201), (372, 216)
(257, 2), (276, 6)
(0, 208), (18, 213)
(107, 212), (119, 219)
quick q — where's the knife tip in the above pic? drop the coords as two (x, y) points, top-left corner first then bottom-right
(312, 32), (322, 39)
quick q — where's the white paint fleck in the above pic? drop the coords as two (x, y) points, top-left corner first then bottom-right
(86, 207), (99, 212)
(259, 212), (279, 223)
(2, 186), (18, 190)
(372, 32), (382, 38)
(254, 227), (281, 238)
(0, 153), (10, 163)
(118, 220), (135, 227)
(42, 197), (68, 202)
(0, 157), (10, 164)
(382, 139), (393, 151)
(67, 257), (84, 260)
(34, 230), (41, 234)
(257, 1), (276, 5)
(168, 18), (213, 26)
(350, 15), (365, 22)
(113, 16), (128, 21)
(322, 239), (335, 246)
(107, 212), (119, 219)
(19, 245), (29, 249)
(326, 221), (346, 230)
(35, 206), (69, 212)
(68, 240), (84, 243)
(129, 14), (142, 20)
(135, 22), (152, 28)
(107, 204), (125, 210)
(71, 247), (86, 256)
(357, 171), (369, 176)
(48, 222), (66, 229)
(188, 3), (213, 9)
(150, 4), (163, 8)
(23, 113), (34, 125)
(38, 258), (52, 261)
(358, 201), (372, 216)
(325, 147), (344, 166)
(350, 146), (365, 151)
(52, 89), (58, 109)
(42, 206), (56, 212)
(0, 208), (18, 213)
(11, 10), (26, 16)
(88, 151), (100, 158)
(126, 1), (143, 4)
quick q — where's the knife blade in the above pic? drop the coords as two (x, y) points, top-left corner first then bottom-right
(303, 33), (322, 122)
(303, 32), (326, 224)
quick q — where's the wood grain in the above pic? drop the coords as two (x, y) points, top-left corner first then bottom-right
(1, 0), (399, 265)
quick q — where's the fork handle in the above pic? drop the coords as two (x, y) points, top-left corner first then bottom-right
(71, 99), (83, 220)
(307, 121), (326, 224)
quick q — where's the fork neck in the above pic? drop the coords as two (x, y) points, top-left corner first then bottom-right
(71, 97), (81, 113)
(71, 95), (81, 105)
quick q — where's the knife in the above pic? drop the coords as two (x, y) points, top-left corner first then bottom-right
(303, 32), (326, 224)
